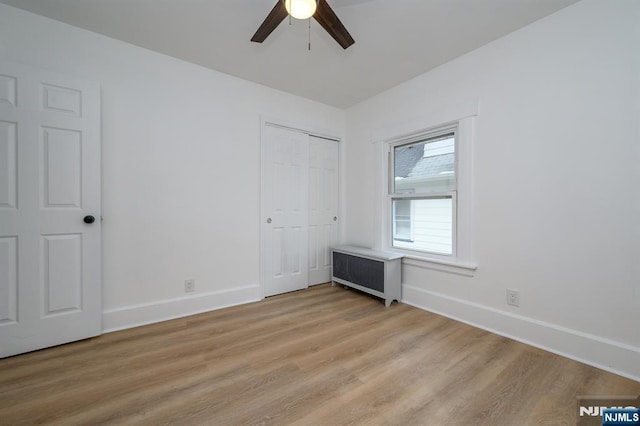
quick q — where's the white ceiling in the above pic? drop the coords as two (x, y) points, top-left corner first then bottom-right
(0, 0), (579, 108)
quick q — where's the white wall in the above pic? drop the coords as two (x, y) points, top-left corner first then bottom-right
(345, 0), (640, 380)
(0, 4), (344, 330)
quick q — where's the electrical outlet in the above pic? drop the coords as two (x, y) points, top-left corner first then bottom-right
(506, 289), (520, 307)
(185, 279), (195, 293)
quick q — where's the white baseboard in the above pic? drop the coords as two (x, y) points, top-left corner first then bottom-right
(102, 284), (262, 333)
(402, 284), (640, 382)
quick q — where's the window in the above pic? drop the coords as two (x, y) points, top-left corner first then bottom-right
(376, 107), (476, 274)
(390, 129), (456, 256)
(392, 198), (412, 241)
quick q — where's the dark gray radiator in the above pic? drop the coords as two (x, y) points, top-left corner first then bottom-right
(331, 246), (403, 307)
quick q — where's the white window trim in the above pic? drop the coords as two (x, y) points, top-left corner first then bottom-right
(375, 113), (477, 276)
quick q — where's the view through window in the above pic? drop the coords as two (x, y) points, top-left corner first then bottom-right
(391, 131), (456, 255)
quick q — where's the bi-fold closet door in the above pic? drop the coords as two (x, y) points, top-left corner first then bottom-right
(261, 124), (339, 297)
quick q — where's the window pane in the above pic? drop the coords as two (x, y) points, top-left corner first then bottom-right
(394, 133), (455, 194)
(393, 199), (412, 241)
(392, 197), (452, 255)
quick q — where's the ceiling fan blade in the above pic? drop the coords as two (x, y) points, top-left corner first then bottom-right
(251, 1), (288, 43)
(314, 0), (355, 49)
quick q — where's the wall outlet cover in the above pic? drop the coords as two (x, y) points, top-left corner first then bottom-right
(506, 289), (520, 307)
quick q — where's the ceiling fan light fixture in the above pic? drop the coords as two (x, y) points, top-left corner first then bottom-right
(284, 0), (318, 20)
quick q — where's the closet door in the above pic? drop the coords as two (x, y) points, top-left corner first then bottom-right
(308, 136), (339, 285)
(261, 125), (309, 296)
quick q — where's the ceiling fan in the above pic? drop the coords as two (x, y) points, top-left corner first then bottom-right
(251, 0), (355, 49)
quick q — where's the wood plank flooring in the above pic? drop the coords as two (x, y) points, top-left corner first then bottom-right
(1, 283), (638, 425)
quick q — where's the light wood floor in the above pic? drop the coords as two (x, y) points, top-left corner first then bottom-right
(1, 284), (638, 425)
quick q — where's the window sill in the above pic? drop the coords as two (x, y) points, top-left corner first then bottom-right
(400, 254), (477, 277)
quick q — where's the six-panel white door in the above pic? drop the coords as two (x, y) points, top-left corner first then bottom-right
(261, 125), (310, 297)
(0, 62), (101, 358)
(308, 136), (339, 285)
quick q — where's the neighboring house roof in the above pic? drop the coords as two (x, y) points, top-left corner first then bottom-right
(394, 145), (424, 178)
(409, 153), (455, 178)
(395, 146), (454, 179)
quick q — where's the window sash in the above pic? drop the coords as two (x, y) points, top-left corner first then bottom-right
(388, 125), (458, 257)
(390, 193), (456, 256)
(389, 127), (457, 197)
(392, 198), (413, 242)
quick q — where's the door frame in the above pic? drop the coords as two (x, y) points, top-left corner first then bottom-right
(259, 116), (343, 299)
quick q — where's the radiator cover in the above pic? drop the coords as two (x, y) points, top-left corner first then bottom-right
(331, 246), (403, 307)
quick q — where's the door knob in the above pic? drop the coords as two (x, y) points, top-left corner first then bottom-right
(83, 215), (96, 224)
(266, 218), (272, 224)
(333, 216), (337, 221)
